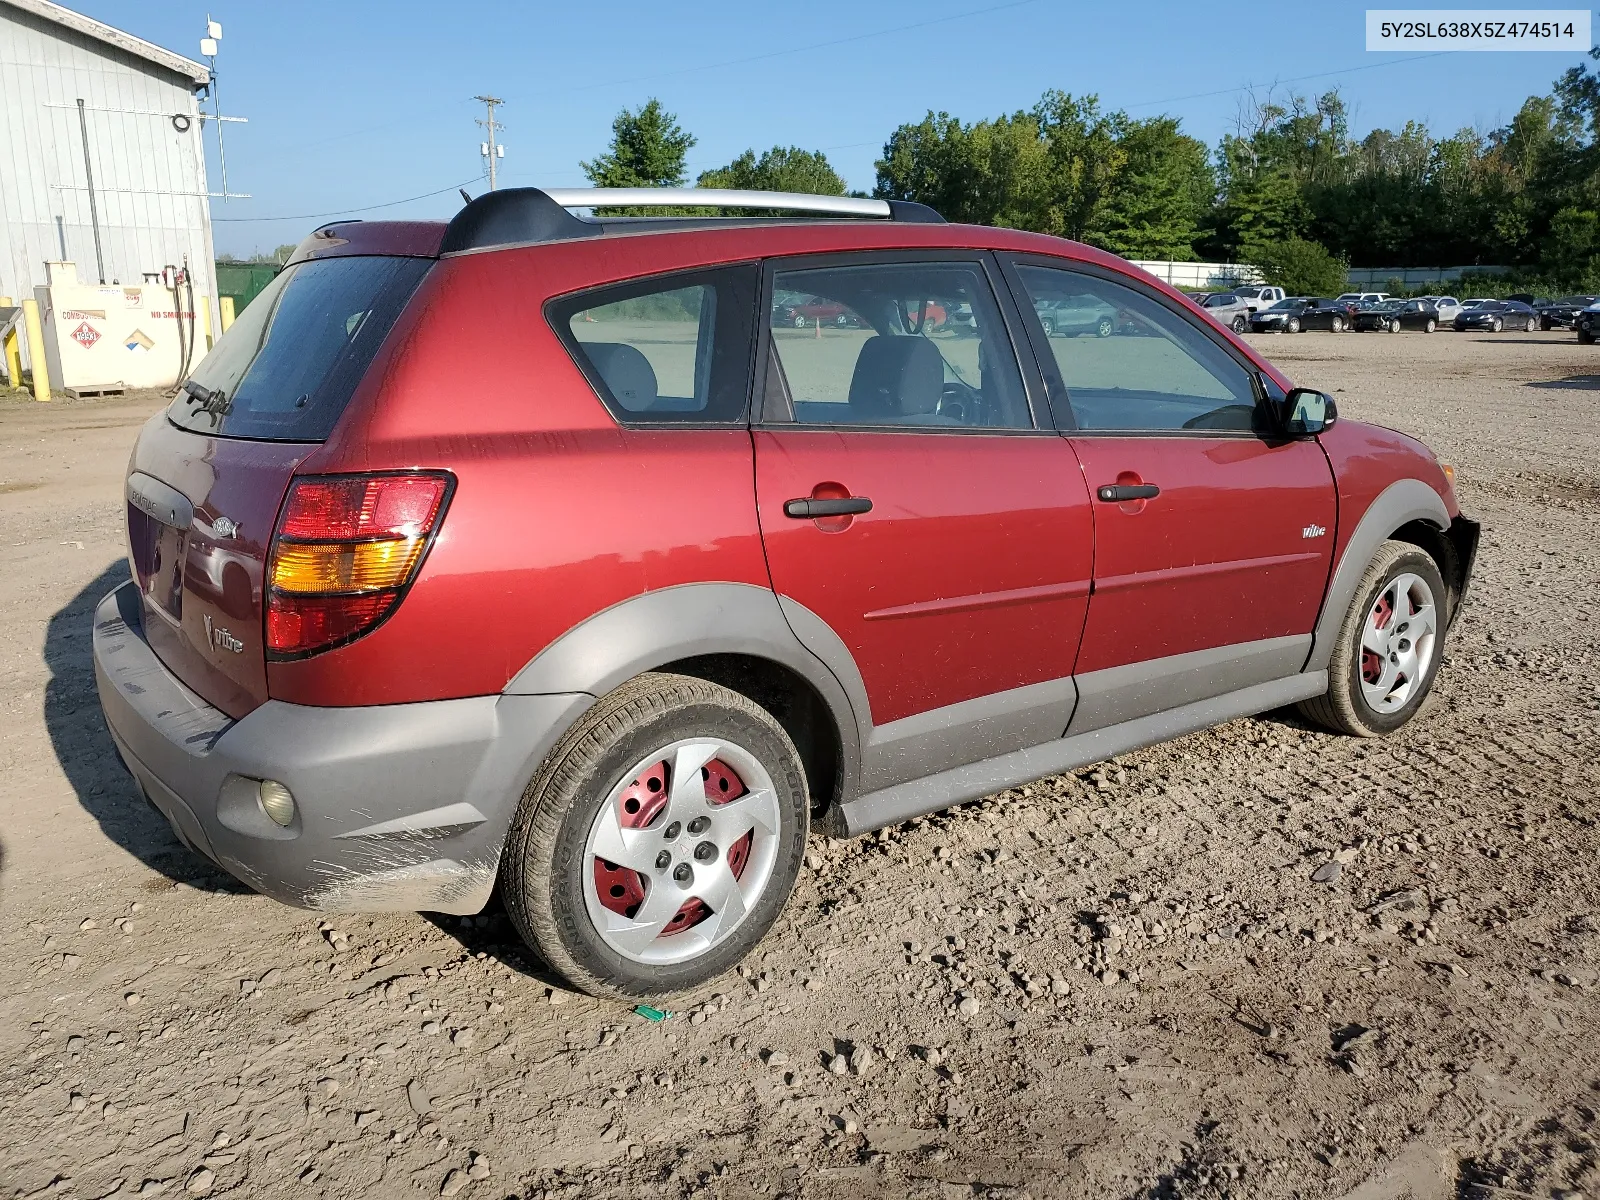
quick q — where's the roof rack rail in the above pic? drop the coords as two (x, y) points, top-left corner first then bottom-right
(439, 187), (943, 255)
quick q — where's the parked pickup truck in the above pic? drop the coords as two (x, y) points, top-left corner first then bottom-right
(1230, 285), (1287, 312)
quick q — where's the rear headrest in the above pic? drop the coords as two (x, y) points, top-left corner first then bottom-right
(581, 342), (657, 412)
(848, 336), (944, 418)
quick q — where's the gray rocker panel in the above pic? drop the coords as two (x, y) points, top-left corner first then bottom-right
(1305, 478), (1450, 674)
(1068, 634), (1311, 735)
(505, 582), (865, 800)
(836, 671), (1327, 835)
(860, 675), (1078, 793)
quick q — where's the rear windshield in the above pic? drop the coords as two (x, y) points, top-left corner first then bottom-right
(168, 255), (432, 441)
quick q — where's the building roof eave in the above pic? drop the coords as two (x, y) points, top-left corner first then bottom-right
(1, 0), (210, 87)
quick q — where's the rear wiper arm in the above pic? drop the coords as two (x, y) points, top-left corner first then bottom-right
(182, 379), (231, 416)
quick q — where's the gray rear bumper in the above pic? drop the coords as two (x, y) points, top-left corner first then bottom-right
(92, 582), (590, 914)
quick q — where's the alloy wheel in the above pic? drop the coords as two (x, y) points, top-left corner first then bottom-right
(1359, 573), (1439, 714)
(583, 738), (781, 966)
(1096, 317), (1114, 338)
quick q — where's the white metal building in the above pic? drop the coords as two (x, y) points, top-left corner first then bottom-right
(0, 0), (219, 342)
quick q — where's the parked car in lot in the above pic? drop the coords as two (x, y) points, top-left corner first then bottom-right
(1230, 285), (1286, 312)
(1535, 295), (1599, 330)
(1454, 299), (1537, 333)
(1034, 294), (1119, 337)
(1337, 291), (1391, 306)
(1191, 291), (1252, 333)
(1575, 302), (1600, 343)
(1250, 296), (1357, 333)
(1355, 298), (1441, 333)
(773, 296), (866, 328)
(92, 186), (1478, 998)
(1419, 296), (1463, 324)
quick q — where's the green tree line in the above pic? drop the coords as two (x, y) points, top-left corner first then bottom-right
(586, 52), (1600, 291)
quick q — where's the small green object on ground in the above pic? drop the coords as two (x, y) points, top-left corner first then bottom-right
(633, 1004), (670, 1022)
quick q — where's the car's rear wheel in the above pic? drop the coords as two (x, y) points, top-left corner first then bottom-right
(1299, 541), (1448, 738)
(836, 314), (849, 327)
(1096, 317), (1114, 338)
(501, 672), (809, 998)
(793, 313), (808, 329)
(1424, 319), (1436, 333)
(1525, 316), (1537, 333)
(1330, 315), (1345, 333)
(1388, 319), (1401, 334)
(1231, 315), (1247, 333)
(1038, 316), (1055, 337)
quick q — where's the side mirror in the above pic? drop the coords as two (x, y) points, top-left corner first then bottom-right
(1284, 387), (1337, 435)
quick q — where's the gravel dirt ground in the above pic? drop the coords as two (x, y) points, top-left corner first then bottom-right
(1, 329), (1597, 1200)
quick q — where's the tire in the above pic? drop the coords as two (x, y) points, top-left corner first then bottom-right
(1580, 328), (1595, 345)
(1039, 316), (1054, 337)
(1231, 315), (1247, 333)
(1330, 316), (1344, 333)
(1491, 317), (1503, 333)
(1525, 317), (1537, 333)
(1424, 319), (1436, 333)
(1388, 319), (1401, 334)
(1096, 317), (1114, 338)
(1287, 317), (1301, 334)
(501, 672), (810, 998)
(793, 314), (808, 329)
(836, 314), (849, 327)
(1541, 317), (1553, 331)
(1298, 541), (1449, 738)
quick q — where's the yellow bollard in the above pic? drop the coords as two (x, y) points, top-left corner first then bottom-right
(219, 295), (235, 332)
(21, 298), (50, 402)
(198, 295), (214, 351)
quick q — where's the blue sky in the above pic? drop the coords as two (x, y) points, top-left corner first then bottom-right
(72, 0), (1592, 256)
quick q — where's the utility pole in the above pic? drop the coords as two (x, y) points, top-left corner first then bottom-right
(475, 95), (504, 191)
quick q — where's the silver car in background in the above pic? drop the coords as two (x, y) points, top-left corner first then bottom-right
(1189, 291), (1252, 333)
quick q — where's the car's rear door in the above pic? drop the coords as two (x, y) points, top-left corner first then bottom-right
(751, 252), (1093, 793)
(1003, 257), (1337, 733)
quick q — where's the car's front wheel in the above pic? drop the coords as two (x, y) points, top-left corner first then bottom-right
(501, 673), (809, 998)
(1580, 327), (1596, 345)
(1299, 541), (1448, 738)
(1096, 317), (1114, 338)
(1286, 317), (1301, 333)
(1038, 316), (1054, 337)
(1491, 317), (1503, 332)
(1388, 319), (1401, 334)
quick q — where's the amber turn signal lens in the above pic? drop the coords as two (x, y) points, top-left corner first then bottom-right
(270, 537), (426, 595)
(1439, 461), (1457, 487)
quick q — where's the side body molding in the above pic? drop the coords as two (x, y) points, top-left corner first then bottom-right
(504, 583), (865, 801)
(1305, 478), (1450, 674)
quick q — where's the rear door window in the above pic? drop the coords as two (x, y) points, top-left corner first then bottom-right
(552, 265), (759, 424)
(169, 255), (432, 441)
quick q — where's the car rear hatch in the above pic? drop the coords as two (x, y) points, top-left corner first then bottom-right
(125, 248), (434, 718)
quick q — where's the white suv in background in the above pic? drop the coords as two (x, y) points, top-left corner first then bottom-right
(1422, 296), (1463, 324)
(1337, 292), (1391, 305)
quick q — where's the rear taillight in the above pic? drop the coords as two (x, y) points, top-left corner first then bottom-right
(266, 472), (453, 658)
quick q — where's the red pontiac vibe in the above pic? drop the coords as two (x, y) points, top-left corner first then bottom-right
(93, 188), (1479, 997)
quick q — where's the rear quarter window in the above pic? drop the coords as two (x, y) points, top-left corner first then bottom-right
(169, 255), (432, 442)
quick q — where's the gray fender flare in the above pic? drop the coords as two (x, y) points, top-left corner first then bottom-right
(504, 582), (865, 802)
(1305, 478), (1450, 673)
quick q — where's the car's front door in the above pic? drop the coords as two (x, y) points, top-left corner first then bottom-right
(751, 253), (1094, 793)
(1005, 259), (1337, 733)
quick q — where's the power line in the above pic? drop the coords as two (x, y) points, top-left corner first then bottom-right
(212, 174), (484, 222)
(1125, 52), (1450, 111)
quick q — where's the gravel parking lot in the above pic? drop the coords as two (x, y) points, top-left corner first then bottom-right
(1, 328), (1597, 1200)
